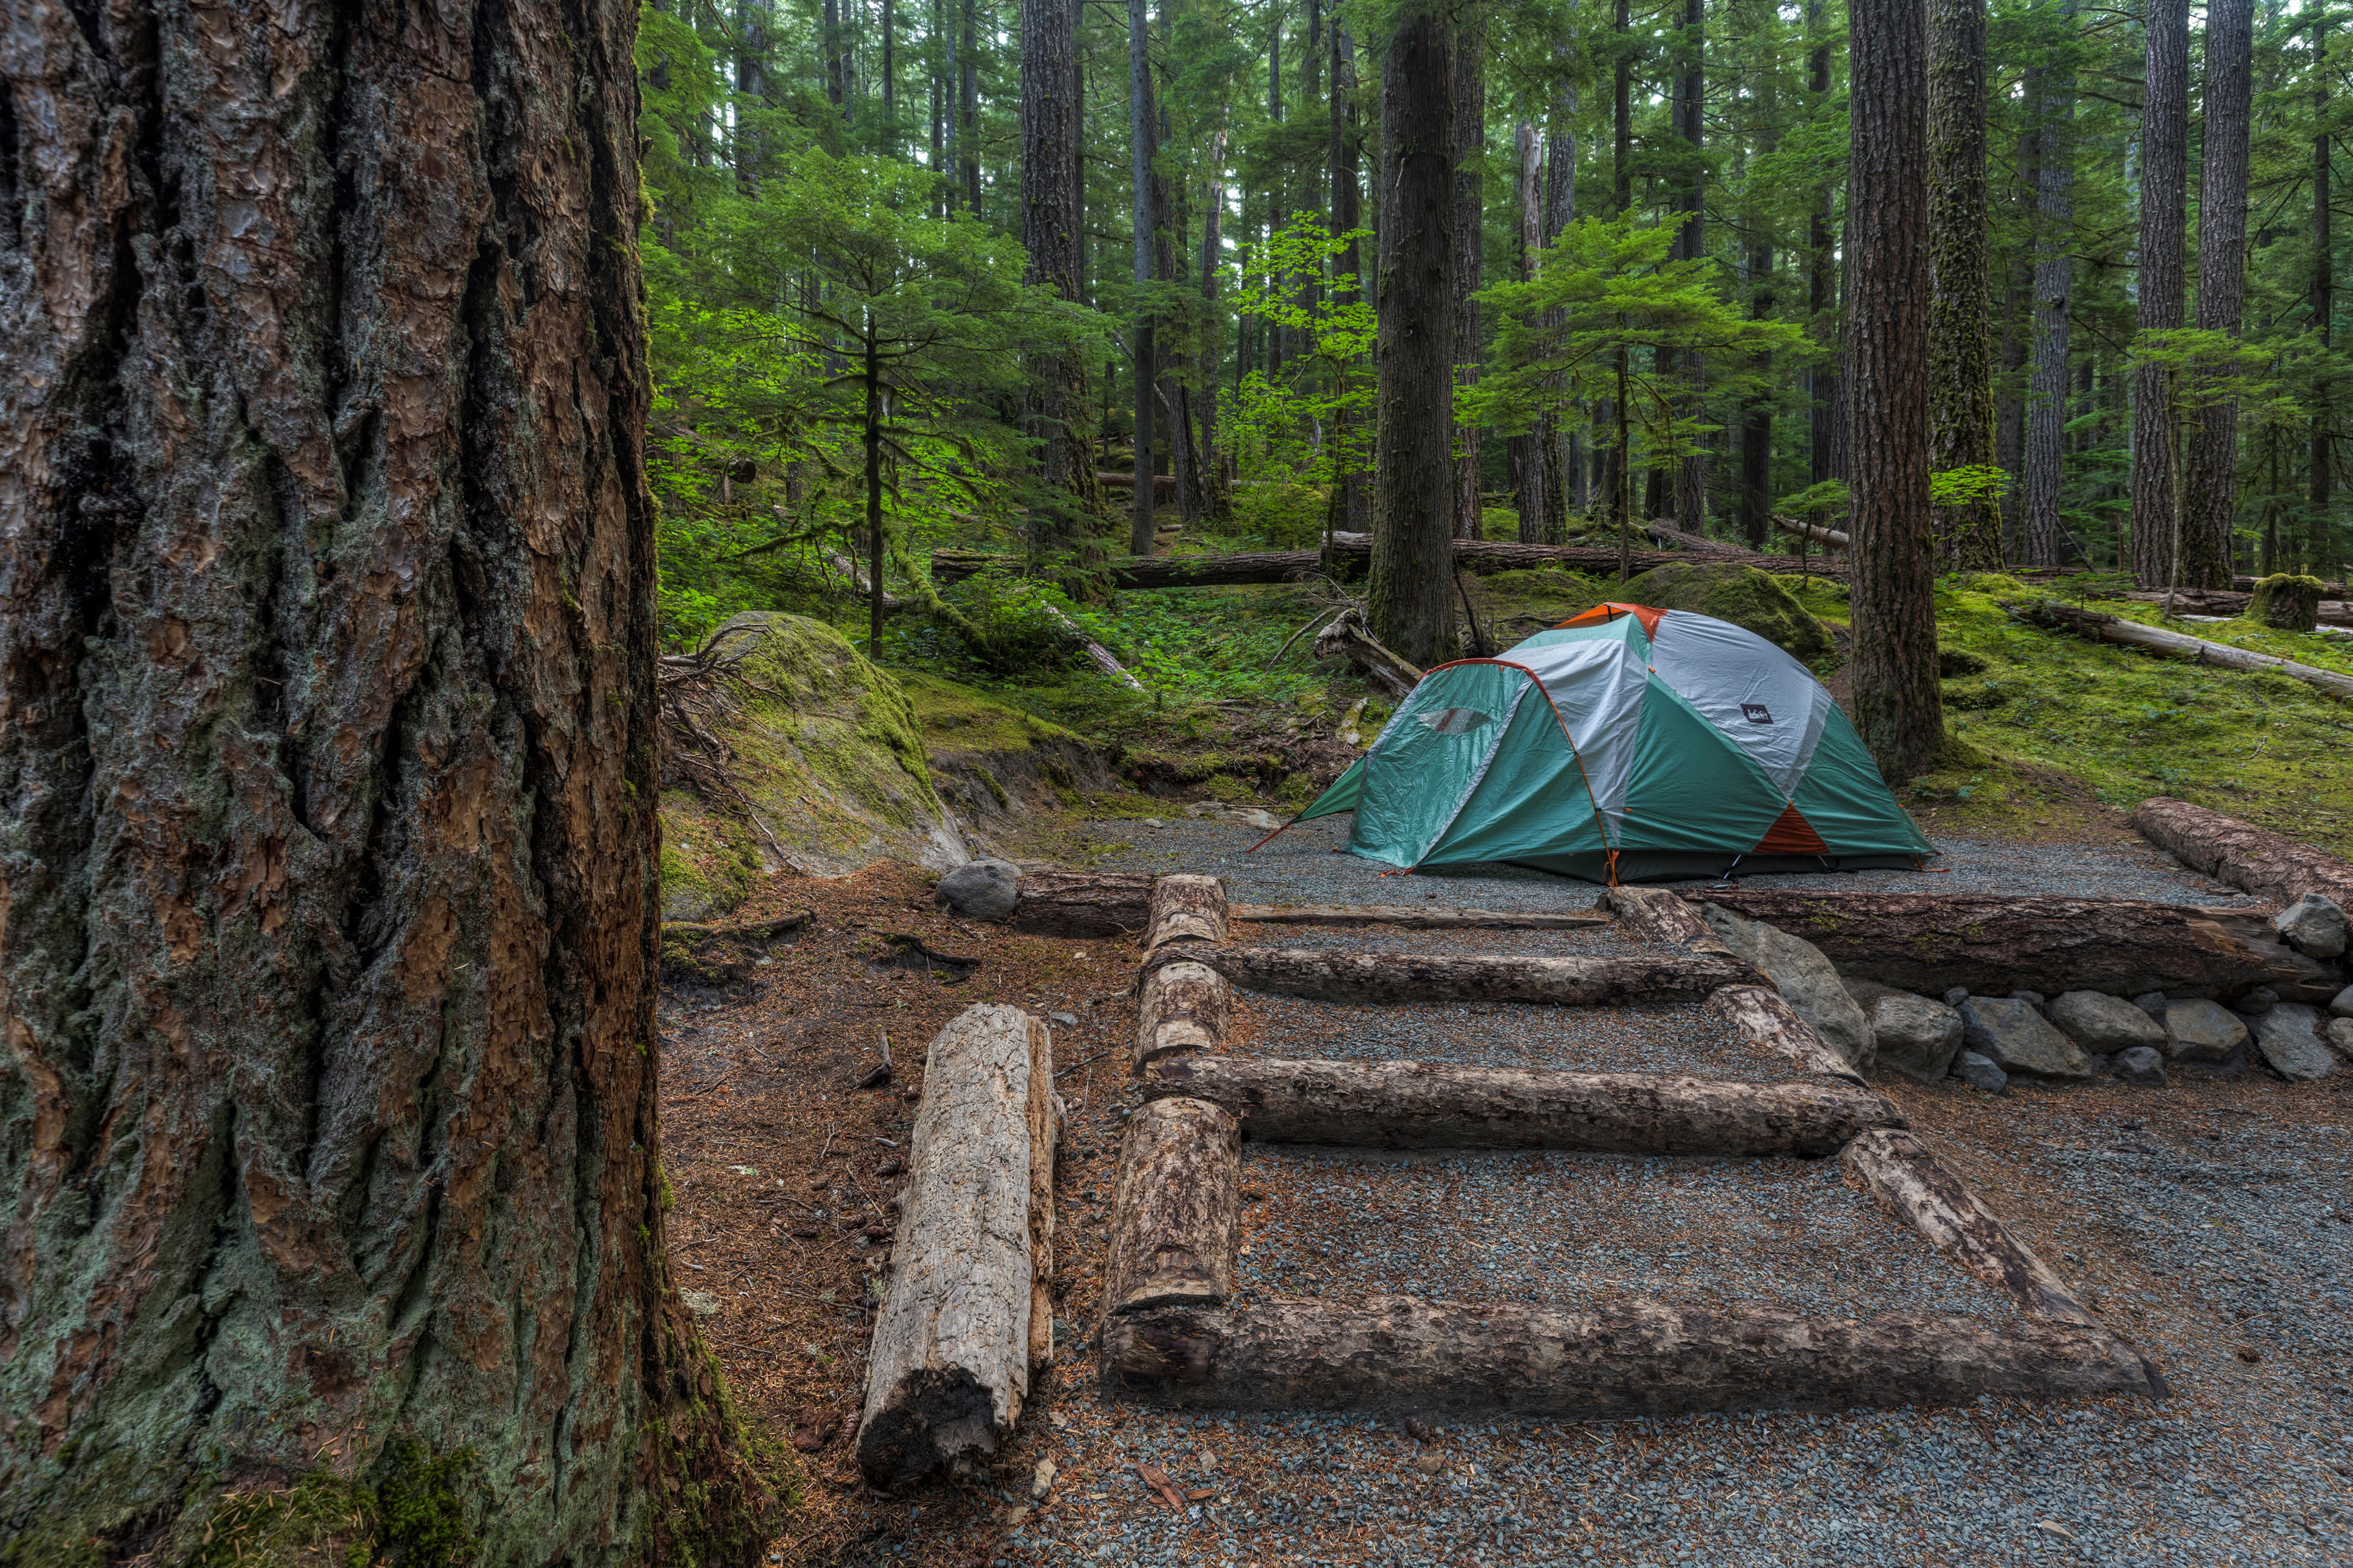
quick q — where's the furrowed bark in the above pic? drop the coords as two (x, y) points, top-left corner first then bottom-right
(1166, 946), (1757, 1005)
(1007, 872), (1157, 938)
(0, 0), (763, 1554)
(1134, 960), (1231, 1068)
(2129, 797), (2353, 909)
(1101, 1297), (2158, 1416)
(1685, 888), (2337, 1000)
(860, 1006), (1057, 1488)
(1101, 1097), (1241, 1314)
(1840, 1131), (2097, 1324)
(1707, 985), (1866, 1082)
(1140, 1057), (1907, 1156)
(1229, 904), (1613, 931)
(2131, 0), (2190, 587)
(1147, 874), (1229, 951)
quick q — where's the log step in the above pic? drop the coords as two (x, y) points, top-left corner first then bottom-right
(1140, 1056), (1906, 1157)
(1228, 903), (1613, 931)
(1165, 945), (1758, 1005)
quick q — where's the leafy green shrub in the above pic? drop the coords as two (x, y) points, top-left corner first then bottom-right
(942, 568), (1082, 674)
(1235, 480), (1329, 548)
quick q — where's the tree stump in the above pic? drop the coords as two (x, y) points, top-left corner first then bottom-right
(2246, 572), (2326, 631)
(1102, 1098), (1243, 1314)
(1147, 873), (1229, 951)
(859, 1006), (1058, 1488)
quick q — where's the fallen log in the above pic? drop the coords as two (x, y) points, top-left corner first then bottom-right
(1683, 888), (2338, 1002)
(1006, 872), (1155, 939)
(1096, 470), (1180, 495)
(930, 540), (1850, 590)
(1706, 984), (1865, 1082)
(1040, 603), (1145, 692)
(2129, 796), (2353, 911)
(1102, 1097), (1242, 1315)
(1313, 607), (1424, 698)
(1100, 1295), (2158, 1417)
(859, 1005), (1057, 1489)
(1146, 873), (1229, 951)
(1140, 1056), (1906, 1156)
(1601, 886), (1728, 951)
(1643, 522), (1743, 554)
(1227, 903), (1612, 931)
(1839, 1129), (2100, 1326)
(1772, 515), (1851, 551)
(2235, 572), (2349, 596)
(1134, 959), (1230, 1068)
(2122, 590), (2353, 627)
(1165, 945), (1757, 1005)
(659, 908), (814, 942)
(2006, 598), (2353, 701)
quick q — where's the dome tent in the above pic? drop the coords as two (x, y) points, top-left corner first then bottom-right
(1278, 602), (1936, 884)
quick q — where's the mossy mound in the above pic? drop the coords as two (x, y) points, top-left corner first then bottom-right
(899, 670), (1115, 855)
(1615, 563), (1838, 664)
(2246, 573), (2327, 632)
(660, 613), (965, 919)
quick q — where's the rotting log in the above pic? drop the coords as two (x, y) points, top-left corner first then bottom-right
(2007, 598), (2353, 701)
(1601, 886), (1729, 951)
(1140, 1056), (1906, 1156)
(1134, 959), (1231, 1069)
(1147, 874), (1229, 951)
(931, 540), (1851, 590)
(1007, 871), (1156, 939)
(659, 908), (815, 942)
(859, 1006), (1057, 1489)
(1773, 515), (1852, 551)
(1682, 888), (2339, 1001)
(2129, 796), (2353, 911)
(1096, 470), (1181, 495)
(1313, 608), (1426, 699)
(1707, 984), (1865, 1082)
(1840, 1130), (2099, 1325)
(1229, 903), (1613, 931)
(1165, 945), (1758, 1005)
(1101, 1098), (1243, 1314)
(1099, 1296), (2157, 1417)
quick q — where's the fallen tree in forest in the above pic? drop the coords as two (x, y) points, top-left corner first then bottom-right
(2124, 589), (2353, 626)
(2129, 797), (2353, 909)
(2005, 599), (2353, 700)
(930, 539), (1850, 590)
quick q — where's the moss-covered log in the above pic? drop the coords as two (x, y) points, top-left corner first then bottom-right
(0, 0), (768, 1558)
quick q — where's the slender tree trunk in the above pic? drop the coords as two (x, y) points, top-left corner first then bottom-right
(2021, 15), (2075, 570)
(1510, 121), (1559, 545)
(1202, 127), (1228, 514)
(1452, 23), (1487, 540)
(868, 338), (889, 648)
(1997, 98), (2036, 560)
(2129, 0), (2190, 585)
(828, 0), (851, 112)
(1129, 0), (1158, 555)
(1609, 0), (1635, 528)
(0, 0), (768, 1556)
(2181, 0), (2254, 587)
(2312, 16), (2335, 571)
(1268, 7), (1286, 373)
(1927, 0), (1998, 568)
(1546, 80), (1581, 532)
(1807, 3), (1837, 490)
(1847, 0), (1946, 781)
(1740, 185), (1775, 550)
(1370, 4), (1460, 666)
(883, 0), (898, 151)
(1673, 0), (1707, 534)
(1022, 0), (1103, 533)
(1332, 18), (1370, 532)
(961, 0), (982, 210)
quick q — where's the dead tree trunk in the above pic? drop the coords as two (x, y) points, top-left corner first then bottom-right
(0, 0), (765, 1553)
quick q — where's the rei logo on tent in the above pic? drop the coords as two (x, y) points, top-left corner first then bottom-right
(1416, 707), (1494, 736)
(1740, 704), (1774, 725)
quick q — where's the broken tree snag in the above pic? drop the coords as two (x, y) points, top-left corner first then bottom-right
(1102, 1097), (1243, 1315)
(1600, 886), (1728, 951)
(1147, 873), (1229, 951)
(2007, 598), (2353, 701)
(1007, 871), (1156, 939)
(1167, 945), (1757, 1005)
(1840, 1130), (2100, 1327)
(1707, 984), (1865, 1083)
(1100, 1296), (2157, 1417)
(1313, 608), (1427, 700)
(2129, 795), (2353, 911)
(1134, 959), (1232, 1070)
(1228, 903), (1613, 931)
(1140, 1056), (1906, 1156)
(1684, 887), (2338, 1000)
(859, 1005), (1057, 1489)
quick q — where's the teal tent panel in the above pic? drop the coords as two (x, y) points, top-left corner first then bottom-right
(1611, 677), (1790, 853)
(1789, 714), (1938, 856)
(1415, 692), (1610, 867)
(1294, 756), (1364, 821)
(1349, 662), (1531, 867)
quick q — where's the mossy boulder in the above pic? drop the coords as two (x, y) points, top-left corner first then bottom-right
(1615, 563), (1837, 663)
(660, 613), (966, 919)
(901, 670), (1114, 854)
(2246, 573), (2327, 632)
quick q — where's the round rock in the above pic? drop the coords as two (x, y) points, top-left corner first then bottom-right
(934, 858), (1023, 921)
(1868, 992), (1965, 1084)
(2049, 991), (2169, 1055)
(1958, 995), (2093, 1079)
(2111, 1045), (2166, 1087)
(2272, 892), (2349, 959)
(2161, 998), (2250, 1062)
(1952, 1050), (2009, 1095)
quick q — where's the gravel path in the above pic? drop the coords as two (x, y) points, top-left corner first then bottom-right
(1229, 994), (1796, 1081)
(1086, 815), (2271, 909)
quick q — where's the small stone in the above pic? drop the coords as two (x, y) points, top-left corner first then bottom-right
(2112, 1046), (2166, 1087)
(1049, 1011), (1079, 1028)
(2132, 992), (2170, 1021)
(2247, 1003), (2338, 1081)
(681, 1289), (723, 1317)
(2238, 985), (2279, 1016)
(1953, 1051), (2009, 1094)
(1943, 987), (1970, 1008)
(1870, 992), (1965, 1084)
(2273, 893), (2350, 959)
(1032, 1458), (1058, 1498)
(1235, 808), (1283, 831)
(935, 858), (1022, 921)
(1958, 996), (2094, 1078)
(2010, 989), (2047, 1012)
(2049, 992), (2169, 1054)
(2329, 984), (2353, 1020)
(1141, 817), (1166, 828)
(2162, 998), (2250, 1062)
(2327, 1017), (2353, 1062)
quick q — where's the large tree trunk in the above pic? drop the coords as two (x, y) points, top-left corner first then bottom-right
(1368, 4), (1460, 667)
(2132, 0), (2190, 587)
(1927, 0), (1999, 570)
(2181, 0), (2254, 589)
(1452, 26), (1486, 542)
(1844, 0), (1945, 782)
(0, 0), (764, 1557)
(2021, 7), (2075, 568)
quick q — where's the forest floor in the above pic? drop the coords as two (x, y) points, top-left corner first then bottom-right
(659, 817), (2353, 1568)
